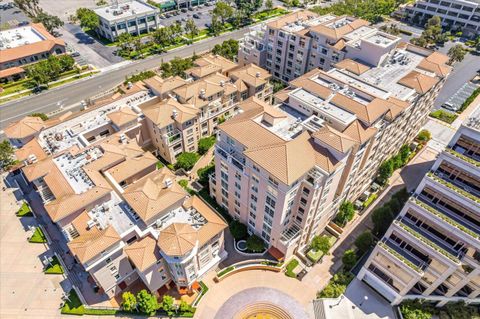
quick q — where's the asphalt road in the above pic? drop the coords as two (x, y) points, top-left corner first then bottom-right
(0, 27), (250, 130)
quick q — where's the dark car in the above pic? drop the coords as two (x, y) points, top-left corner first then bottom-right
(181, 8), (187, 12)
(193, 13), (200, 19)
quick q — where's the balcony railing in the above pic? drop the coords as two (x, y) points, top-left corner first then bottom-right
(427, 172), (480, 204)
(414, 196), (480, 240)
(379, 240), (425, 274)
(280, 224), (301, 244)
(446, 148), (480, 168)
(396, 218), (461, 264)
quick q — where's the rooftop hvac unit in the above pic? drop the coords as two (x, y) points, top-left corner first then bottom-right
(164, 178), (173, 188)
(87, 219), (96, 229)
(119, 133), (127, 143)
(199, 88), (206, 98)
(172, 109), (178, 119)
(27, 154), (38, 163)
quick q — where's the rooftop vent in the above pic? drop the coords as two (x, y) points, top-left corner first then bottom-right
(200, 88), (206, 98)
(164, 178), (173, 188)
(27, 154), (37, 164)
(220, 80), (225, 87)
(255, 72), (261, 78)
(119, 133), (127, 143)
(127, 81), (133, 89)
(172, 109), (178, 119)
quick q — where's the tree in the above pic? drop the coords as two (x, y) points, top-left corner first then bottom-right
(76, 8), (100, 32)
(246, 235), (265, 252)
(117, 32), (134, 52)
(317, 272), (353, 298)
(27, 62), (50, 88)
(335, 201), (355, 226)
(377, 159), (394, 184)
(184, 19), (199, 41)
(197, 162), (215, 186)
(229, 220), (247, 239)
(179, 300), (192, 313)
(398, 144), (411, 165)
(197, 136), (216, 155)
(0, 140), (16, 171)
(33, 12), (63, 33)
(354, 231), (373, 254)
(212, 39), (239, 61)
(210, 14), (223, 36)
(46, 55), (62, 80)
(121, 292), (137, 312)
(174, 152), (200, 171)
(58, 55), (75, 73)
(153, 26), (172, 47)
(30, 113), (48, 121)
(161, 295), (174, 314)
(265, 0), (273, 10)
(342, 249), (357, 270)
(14, 0), (41, 17)
(416, 129), (431, 144)
(136, 290), (158, 315)
(234, 0), (263, 18)
(447, 44), (467, 65)
(311, 235), (331, 255)
(213, 1), (234, 24)
(371, 206), (393, 236)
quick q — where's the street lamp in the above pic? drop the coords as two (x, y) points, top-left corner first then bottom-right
(359, 296), (369, 307)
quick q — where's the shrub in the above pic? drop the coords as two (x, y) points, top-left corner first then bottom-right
(429, 109), (457, 124)
(44, 256), (64, 274)
(246, 235), (265, 252)
(30, 112), (48, 120)
(285, 258), (299, 278)
(317, 272), (353, 298)
(175, 152), (200, 171)
(29, 227), (47, 243)
(197, 136), (216, 155)
(362, 193), (377, 209)
(197, 162), (214, 186)
(355, 231), (373, 254)
(334, 201), (355, 226)
(416, 129), (431, 143)
(459, 87), (480, 113)
(377, 159), (394, 185)
(311, 235), (332, 255)
(137, 289), (158, 315)
(124, 70), (156, 84)
(229, 220), (248, 240)
(218, 266), (234, 277)
(16, 202), (33, 217)
(161, 295), (174, 314)
(122, 292), (137, 312)
(61, 289), (85, 315)
(342, 249), (357, 270)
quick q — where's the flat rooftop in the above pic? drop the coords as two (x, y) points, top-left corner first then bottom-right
(253, 104), (306, 141)
(290, 88), (357, 126)
(0, 26), (45, 50)
(281, 14), (336, 33)
(95, 0), (157, 21)
(89, 194), (138, 237)
(38, 91), (151, 155)
(363, 32), (398, 47)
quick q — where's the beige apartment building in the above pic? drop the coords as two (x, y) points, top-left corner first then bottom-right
(211, 31), (451, 260)
(238, 10), (428, 84)
(358, 117), (480, 307)
(6, 84), (227, 299)
(140, 56), (272, 164)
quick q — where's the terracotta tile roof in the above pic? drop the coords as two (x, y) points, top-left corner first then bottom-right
(267, 10), (319, 29)
(14, 138), (47, 162)
(310, 17), (369, 41)
(331, 39), (346, 51)
(342, 120), (377, 144)
(229, 64), (271, 88)
(233, 78), (248, 92)
(335, 59), (370, 75)
(3, 116), (45, 139)
(71, 210), (92, 236)
(331, 94), (388, 125)
(313, 125), (357, 153)
(398, 70), (439, 94)
(124, 236), (161, 272)
(157, 223), (198, 256)
(141, 97), (199, 127)
(417, 51), (452, 77)
(68, 226), (121, 264)
(106, 151), (157, 183)
(187, 54), (238, 78)
(122, 168), (187, 225)
(0, 23), (65, 64)
(142, 76), (187, 96)
(290, 72), (332, 100)
(107, 107), (138, 127)
(0, 66), (25, 78)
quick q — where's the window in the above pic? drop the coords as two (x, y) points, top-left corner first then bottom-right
(105, 257), (112, 264)
(265, 205), (275, 218)
(251, 194), (258, 202)
(266, 195), (276, 208)
(249, 211), (256, 219)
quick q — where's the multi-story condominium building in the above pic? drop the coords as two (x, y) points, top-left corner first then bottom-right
(94, 0), (161, 41)
(358, 117), (480, 307)
(0, 23), (66, 82)
(212, 33), (451, 259)
(239, 11), (379, 83)
(140, 58), (273, 164)
(186, 54), (239, 80)
(6, 84), (227, 299)
(404, 0), (480, 36)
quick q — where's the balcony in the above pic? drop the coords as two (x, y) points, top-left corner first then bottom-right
(427, 172), (480, 205)
(436, 170), (480, 198)
(379, 239), (426, 274)
(396, 218), (462, 264)
(452, 144), (480, 163)
(445, 148), (480, 169)
(280, 224), (301, 245)
(414, 196), (480, 241)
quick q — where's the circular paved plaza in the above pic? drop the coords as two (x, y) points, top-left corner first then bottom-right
(213, 287), (308, 319)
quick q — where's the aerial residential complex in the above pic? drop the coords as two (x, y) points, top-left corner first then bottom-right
(2, 53), (273, 297)
(94, 0), (161, 41)
(404, 0), (480, 36)
(210, 11), (451, 260)
(358, 115), (480, 307)
(0, 23), (66, 82)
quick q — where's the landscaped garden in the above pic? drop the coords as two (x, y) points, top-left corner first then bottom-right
(16, 202), (33, 217)
(44, 255), (64, 274)
(429, 109), (458, 124)
(285, 258), (299, 278)
(317, 272), (354, 298)
(29, 227), (47, 243)
(306, 235), (336, 263)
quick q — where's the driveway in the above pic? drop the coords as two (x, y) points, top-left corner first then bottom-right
(61, 24), (123, 68)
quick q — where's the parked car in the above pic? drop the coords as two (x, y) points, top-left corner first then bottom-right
(181, 8), (187, 12)
(188, 6), (194, 11)
(71, 52), (80, 57)
(193, 13), (200, 18)
(18, 21), (29, 26)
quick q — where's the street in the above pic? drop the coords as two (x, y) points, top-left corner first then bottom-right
(0, 26), (252, 130)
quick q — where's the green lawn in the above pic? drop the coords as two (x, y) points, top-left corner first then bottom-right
(429, 109), (457, 124)
(307, 249), (324, 262)
(29, 227), (47, 243)
(44, 256), (64, 274)
(16, 202), (33, 217)
(61, 289), (85, 315)
(285, 258), (299, 278)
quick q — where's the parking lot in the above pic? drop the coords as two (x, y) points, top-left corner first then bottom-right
(0, 3), (30, 28)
